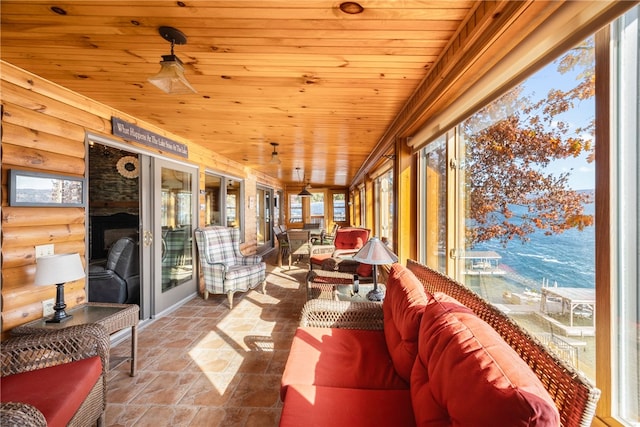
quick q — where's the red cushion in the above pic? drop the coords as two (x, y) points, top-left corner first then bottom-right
(310, 252), (332, 266)
(280, 384), (416, 427)
(411, 293), (560, 426)
(333, 228), (370, 250)
(1, 356), (103, 427)
(383, 264), (429, 382)
(280, 327), (408, 400)
(356, 262), (372, 277)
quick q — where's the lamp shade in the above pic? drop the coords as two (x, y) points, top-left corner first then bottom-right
(352, 237), (398, 265)
(148, 54), (197, 94)
(34, 253), (85, 286)
(298, 186), (312, 197)
(269, 152), (282, 165)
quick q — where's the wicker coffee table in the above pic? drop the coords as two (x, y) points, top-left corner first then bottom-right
(12, 302), (139, 376)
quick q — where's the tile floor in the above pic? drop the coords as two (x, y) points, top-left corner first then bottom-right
(105, 258), (309, 427)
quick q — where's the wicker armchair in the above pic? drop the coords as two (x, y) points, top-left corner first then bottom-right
(0, 324), (110, 427)
(309, 227), (370, 270)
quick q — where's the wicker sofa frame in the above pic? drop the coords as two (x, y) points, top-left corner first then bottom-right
(1, 323), (110, 427)
(298, 259), (601, 427)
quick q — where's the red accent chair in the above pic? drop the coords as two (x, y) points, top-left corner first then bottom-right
(309, 227), (370, 270)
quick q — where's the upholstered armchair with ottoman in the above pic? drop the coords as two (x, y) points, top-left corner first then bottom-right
(0, 324), (110, 427)
(194, 226), (267, 309)
(309, 227), (370, 270)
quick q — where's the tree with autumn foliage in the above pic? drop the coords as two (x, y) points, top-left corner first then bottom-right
(463, 39), (595, 247)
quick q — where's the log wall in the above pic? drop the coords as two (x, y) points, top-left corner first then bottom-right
(1, 61), (282, 338)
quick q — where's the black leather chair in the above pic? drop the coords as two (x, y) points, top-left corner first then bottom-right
(89, 237), (140, 305)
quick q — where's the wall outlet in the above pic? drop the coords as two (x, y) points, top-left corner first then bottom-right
(35, 244), (54, 258)
(42, 298), (55, 316)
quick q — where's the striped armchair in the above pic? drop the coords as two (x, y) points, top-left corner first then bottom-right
(194, 226), (266, 309)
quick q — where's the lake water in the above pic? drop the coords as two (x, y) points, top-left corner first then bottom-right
(472, 202), (595, 291)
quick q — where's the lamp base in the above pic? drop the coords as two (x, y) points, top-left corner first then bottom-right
(46, 283), (73, 323)
(46, 311), (73, 323)
(367, 287), (385, 302)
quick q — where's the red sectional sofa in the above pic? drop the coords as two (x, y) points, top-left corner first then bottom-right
(280, 263), (562, 426)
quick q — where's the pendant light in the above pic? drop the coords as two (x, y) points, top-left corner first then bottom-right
(296, 167), (312, 197)
(269, 142), (281, 165)
(148, 26), (197, 94)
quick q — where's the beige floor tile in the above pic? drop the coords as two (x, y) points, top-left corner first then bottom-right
(106, 257), (306, 426)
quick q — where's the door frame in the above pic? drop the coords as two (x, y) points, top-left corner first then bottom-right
(85, 133), (200, 320)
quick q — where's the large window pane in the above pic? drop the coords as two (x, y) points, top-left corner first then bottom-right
(310, 191), (325, 229)
(420, 135), (447, 272)
(458, 36), (597, 379)
(204, 174), (222, 226)
(332, 193), (346, 222)
(375, 169), (394, 247)
(226, 180), (240, 227)
(204, 173), (243, 230)
(161, 167), (193, 291)
(289, 194), (302, 223)
(612, 6), (639, 423)
(359, 186), (366, 226)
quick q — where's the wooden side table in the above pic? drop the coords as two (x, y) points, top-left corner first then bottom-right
(12, 302), (139, 376)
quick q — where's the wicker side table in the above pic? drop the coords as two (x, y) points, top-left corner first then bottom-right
(12, 302), (139, 376)
(334, 283), (386, 302)
(306, 269), (375, 300)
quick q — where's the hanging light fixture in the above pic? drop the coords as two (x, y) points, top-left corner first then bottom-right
(296, 167), (312, 197)
(269, 142), (281, 165)
(148, 26), (197, 94)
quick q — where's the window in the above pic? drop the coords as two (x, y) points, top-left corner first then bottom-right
(332, 193), (346, 222)
(204, 175), (222, 225)
(414, 10), (640, 423)
(374, 169), (394, 247)
(226, 180), (241, 228)
(418, 134), (448, 272)
(359, 186), (366, 226)
(611, 6), (639, 422)
(204, 173), (243, 231)
(289, 194), (302, 223)
(309, 191), (325, 228)
(419, 35), (598, 382)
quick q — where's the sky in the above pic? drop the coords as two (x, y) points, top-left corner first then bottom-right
(522, 53), (596, 191)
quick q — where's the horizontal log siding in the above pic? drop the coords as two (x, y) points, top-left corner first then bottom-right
(1, 62), (280, 338)
(1, 76), (89, 337)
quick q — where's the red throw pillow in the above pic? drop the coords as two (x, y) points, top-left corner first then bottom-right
(411, 292), (559, 426)
(356, 262), (372, 277)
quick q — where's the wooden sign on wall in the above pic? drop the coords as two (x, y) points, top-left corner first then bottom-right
(111, 117), (188, 158)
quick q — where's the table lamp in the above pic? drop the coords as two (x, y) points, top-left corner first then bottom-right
(34, 253), (85, 323)
(352, 237), (398, 301)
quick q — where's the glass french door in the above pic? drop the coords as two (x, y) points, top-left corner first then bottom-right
(256, 186), (273, 252)
(150, 158), (198, 315)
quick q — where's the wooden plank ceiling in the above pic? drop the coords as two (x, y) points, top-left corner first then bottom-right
(0, 1), (476, 187)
